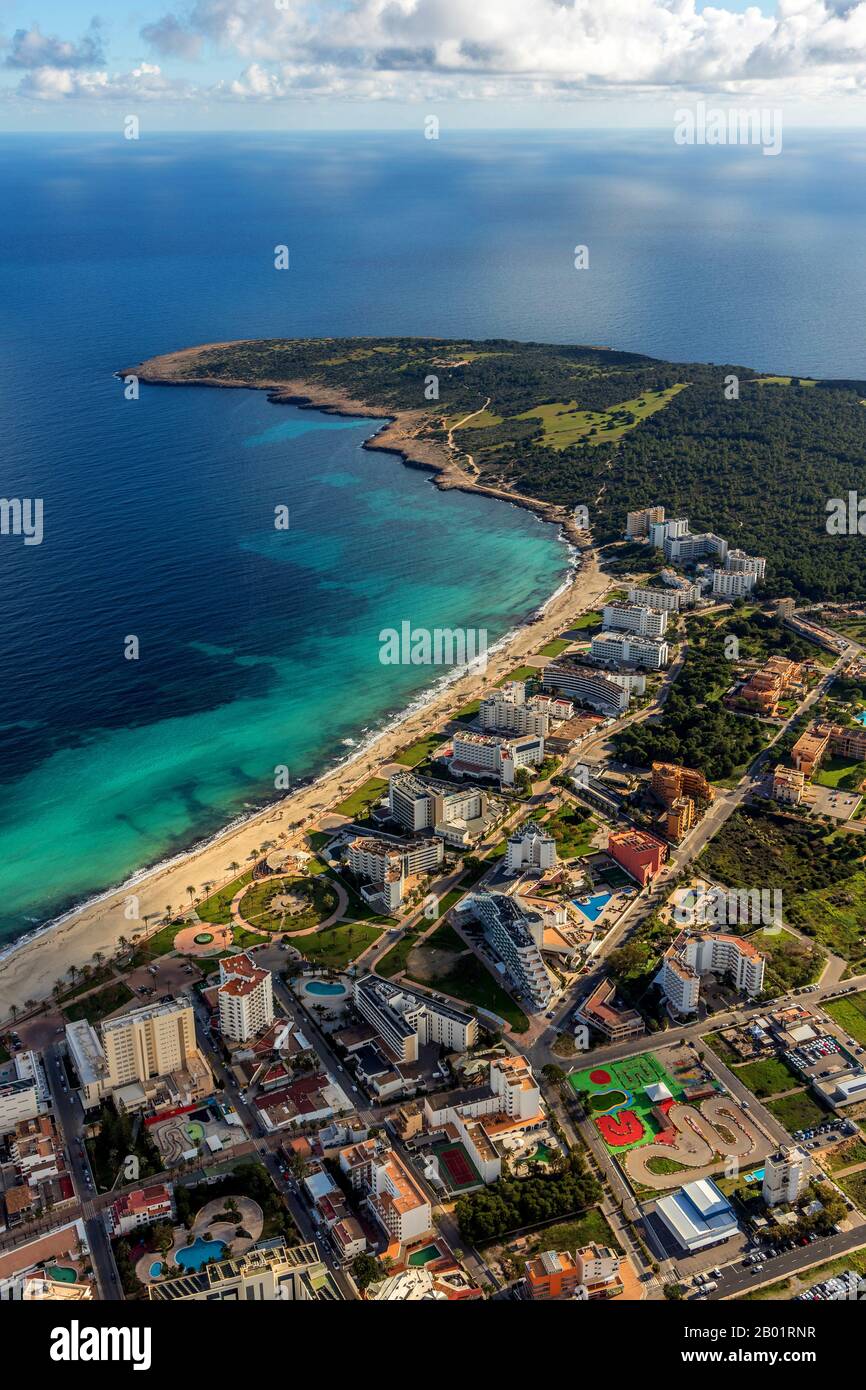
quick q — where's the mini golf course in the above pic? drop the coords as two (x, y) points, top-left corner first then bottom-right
(570, 1053), (685, 1154)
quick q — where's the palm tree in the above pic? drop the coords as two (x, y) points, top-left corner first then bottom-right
(92, 950), (104, 968)
(165, 905), (173, 921)
(186, 885), (196, 908)
(9, 1004), (18, 1024)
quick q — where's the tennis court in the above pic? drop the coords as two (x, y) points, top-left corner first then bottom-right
(434, 1140), (482, 1191)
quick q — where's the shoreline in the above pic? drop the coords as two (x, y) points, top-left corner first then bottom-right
(0, 355), (604, 1021)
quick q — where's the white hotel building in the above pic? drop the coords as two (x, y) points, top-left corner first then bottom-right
(450, 730), (544, 785)
(628, 585), (683, 614)
(506, 821), (558, 875)
(602, 601), (668, 638)
(345, 834), (443, 912)
(658, 931), (765, 1016)
(478, 680), (573, 738)
(590, 631), (670, 671)
(217, 953), (275, 1043)
(712, 549), (767, 600)
(467, 892), (553, 1012)
(762, 1147), (811, 1207)
(541, 658), (630, 714)
(353, 975), (477, 1062)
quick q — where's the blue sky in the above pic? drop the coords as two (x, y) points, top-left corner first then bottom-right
(3, 1), (865, 131)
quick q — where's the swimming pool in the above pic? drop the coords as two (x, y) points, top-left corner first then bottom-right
(856, 710), (866, 726)
(149, 1260), (163, 1279)
(408, 1243), (442, 1266)
(175, 1237), (226, 1271)
(47, 1265), (77, 1283)
(305, 980), (346, 996)
(572, 892), (613, 923)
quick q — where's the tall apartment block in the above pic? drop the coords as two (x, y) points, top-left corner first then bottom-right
(602, 600), (669, 638)
(542, 658), (630, 714)
(625, 505), (665, 538)
(101, 999), (198, 1090)
(467, 892), (553, 1011)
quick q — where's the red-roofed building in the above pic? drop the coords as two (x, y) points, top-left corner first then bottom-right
(108, 1183), (174, 1236)
(217, 953), (274, 1042)
(607, 828), (667, 885)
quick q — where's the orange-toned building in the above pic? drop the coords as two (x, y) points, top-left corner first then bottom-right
(607, 828), (667, 885)
(664, 795), (695, 842)
(736, 656), (802, 717)
(525, 1245), (623, 1300)
(651, 762), (714, 809)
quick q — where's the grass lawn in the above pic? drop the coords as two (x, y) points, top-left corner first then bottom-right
(333, 777), (388, 819)
(407, 954), (529, 1033)
(756, 376), (818, 387)
(823, 992), (866, 1047)
(838, 1168), (866, 1211)
(702, 1032), (741, 1066)
(570, 610), (602, 631)
(230, 926), (271, 949)
(307, 831), (333, 852)
(454, 698), (481, 720)
(542, 804), (597, 859)
(524, 1208), (622, 1256)
(238, 875), (338, 932)
(139, 923), (184, 958)
(375, 930), (420, 979)
(646, 1156), (690, 1176)
(765, 1089), (829, 1134)
(823, 1136), (866, 1173)
(423, 916), (466, 947)
(535, 638), (572, 659)
(297, 922), (384, 970)
(515, 384), (687, 449)
(732, 1056), (802, 1099)
(197, 871), (254, 926)
(495, 666), (537, 686)
(394, 731), (448, 767)
(813, 756), (866, 790)
(64, 982), (135, 1025)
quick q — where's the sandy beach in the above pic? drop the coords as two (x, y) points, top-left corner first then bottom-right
(0, 354), (612, 1021)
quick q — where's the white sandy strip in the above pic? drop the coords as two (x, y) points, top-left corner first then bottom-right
(0, 550), (609, 1020)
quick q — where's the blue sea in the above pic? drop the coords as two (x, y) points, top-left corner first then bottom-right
(1, 129), (865, 941)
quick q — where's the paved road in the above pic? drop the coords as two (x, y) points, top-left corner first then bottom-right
(42, 1042), (122, 1301)
(709, 1224), (866, 1300)
(190, 997), (356, 1298)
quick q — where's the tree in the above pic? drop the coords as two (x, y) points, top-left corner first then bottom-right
(664, 1282), (685, 1300)
(352, 1253), (383, 1291)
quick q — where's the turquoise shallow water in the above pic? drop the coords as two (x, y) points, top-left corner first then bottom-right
(0, 378), (566, 940)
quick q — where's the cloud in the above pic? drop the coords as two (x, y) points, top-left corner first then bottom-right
(141, 14), (205, 60)
(10, 0), (866, 103)
(17, 62), (195, 103)
(5, 19), (105, 70)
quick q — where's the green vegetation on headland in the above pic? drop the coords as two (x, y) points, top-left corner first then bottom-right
(137, 336), (866, 599)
